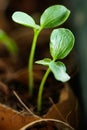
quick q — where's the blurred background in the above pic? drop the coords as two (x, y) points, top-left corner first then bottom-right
(0, 0), (87, 129)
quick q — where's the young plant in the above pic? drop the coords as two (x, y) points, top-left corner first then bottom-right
(36, 28), (75, 111)
(12, 5), (70, 96)
(0, 29), (18, 55)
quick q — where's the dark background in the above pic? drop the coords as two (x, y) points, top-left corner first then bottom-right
(0, 0), (87, 129)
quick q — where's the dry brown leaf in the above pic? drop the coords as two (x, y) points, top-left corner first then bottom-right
(44, 84), (79, 129)
(0, 103), (40, 130)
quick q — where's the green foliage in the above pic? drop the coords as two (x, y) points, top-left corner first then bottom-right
(12, 4), (70, 97)
(12, 5), (70, 29)
(40, 5), (70, 28)
(0, 29), (18, 55)
(36, 28), (74, 82)
(36, 28), (75, 111)
(35, 58), (51, 66)
(12, 5), (75, 112)
(49, 61), (70, 82)
(50, 28), (75, 60)
(12, 11), (36, 29)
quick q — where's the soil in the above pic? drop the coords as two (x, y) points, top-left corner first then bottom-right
(25, 121), (59, 130)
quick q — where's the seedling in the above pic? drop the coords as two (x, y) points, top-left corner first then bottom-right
(12, 5), (70, 96)
(0, 29), (18, 55)
(36, 28), (75, 111)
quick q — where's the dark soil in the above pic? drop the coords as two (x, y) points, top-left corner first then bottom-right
(26, 121), (58, 130)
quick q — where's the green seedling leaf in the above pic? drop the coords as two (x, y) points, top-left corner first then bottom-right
(0, 29), (18, 54)
(49, 61), (70, 82)
(40, 5), (70, 28)
(35, 58), (51, 66)
(12, 11), (37, 29)
(50, 28), (75, 60)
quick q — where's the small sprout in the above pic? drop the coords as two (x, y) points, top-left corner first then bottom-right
(12, 5), (70, 96)
(36, 28), (75, 111)
(0, 29), (18, 55)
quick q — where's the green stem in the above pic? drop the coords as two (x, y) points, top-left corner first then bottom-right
(37, 68), (51, 111)
(28, 28), (42, 96)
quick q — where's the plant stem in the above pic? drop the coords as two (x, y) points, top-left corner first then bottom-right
(37, 68), (50, 111)
(28, 28), (42, 97)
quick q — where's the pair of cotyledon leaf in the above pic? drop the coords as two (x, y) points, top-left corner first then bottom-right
(35, 28), (74, 82)
(12, 5), (70, 29)
(12, 5), (75, 82)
